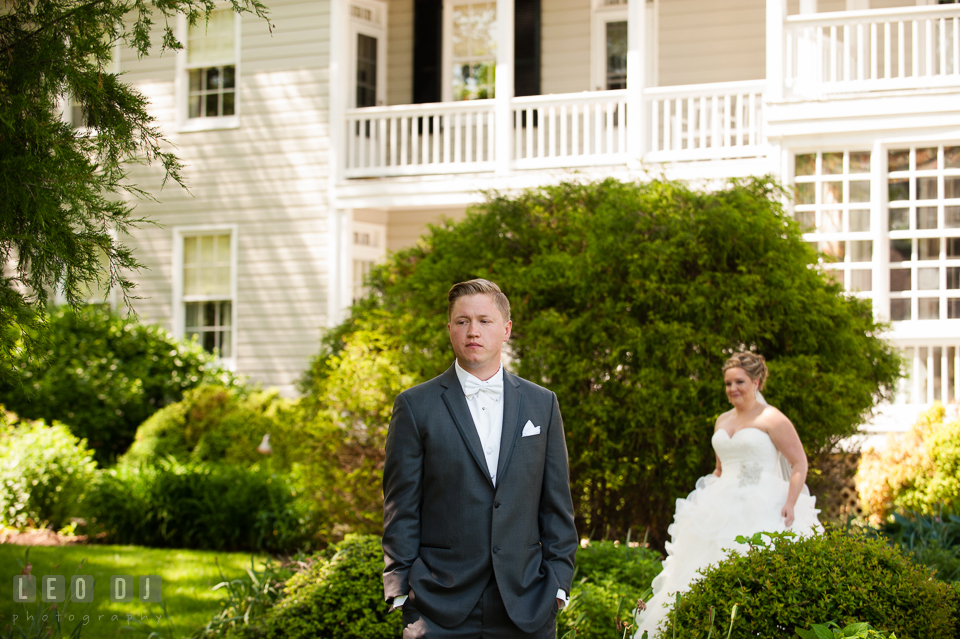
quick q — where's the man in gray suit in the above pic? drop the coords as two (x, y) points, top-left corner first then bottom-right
(382, 279), (578, 639)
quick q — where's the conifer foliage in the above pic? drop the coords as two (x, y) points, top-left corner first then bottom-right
(323, 178), (902, 547)
(0, 0), (270, 381)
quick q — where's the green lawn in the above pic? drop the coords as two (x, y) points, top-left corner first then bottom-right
(0, 544), (267, 639)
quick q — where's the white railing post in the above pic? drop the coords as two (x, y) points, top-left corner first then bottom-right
(495, 0), (515, 174)
(627, 0), (647, 161)
(767, 0), (787, 102)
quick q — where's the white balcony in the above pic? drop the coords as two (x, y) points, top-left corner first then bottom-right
(334, 1), (960, 188)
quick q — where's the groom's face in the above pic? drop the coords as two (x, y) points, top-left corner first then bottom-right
(447, 293), (512, 375)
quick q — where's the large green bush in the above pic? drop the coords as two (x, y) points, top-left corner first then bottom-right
(122, 385), (296, 469)
(247, 534), (399, 639)
(320, 178), (901, 547)
(662, 529), (957, 639)
(0, 305), (237, 463)
(0, 409), (97, 529)
(88, 459), (312, 552)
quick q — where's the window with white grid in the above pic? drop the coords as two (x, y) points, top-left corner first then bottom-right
(186, 9), (237, 119)
(181, 233), (235, 360)
(886, 146), (960, 322)
(352, 222), (385, 302)
(793, 150), (874, 297)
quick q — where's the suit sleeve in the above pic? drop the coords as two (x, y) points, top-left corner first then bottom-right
(382, 392), (424, 601)
(538, 391), (578, 594)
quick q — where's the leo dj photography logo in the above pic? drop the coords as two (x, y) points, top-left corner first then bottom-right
(12, 575), (162, 603)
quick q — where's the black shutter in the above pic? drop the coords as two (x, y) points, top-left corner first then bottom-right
(514, 0), (541, 97)
(413, 0), (443, 103)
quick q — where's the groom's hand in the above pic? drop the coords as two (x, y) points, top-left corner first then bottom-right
(557, 597), (565, 610)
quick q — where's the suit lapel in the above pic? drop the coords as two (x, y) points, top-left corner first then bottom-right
(439, 364), (494, 487)
(495, 370), (524, 487)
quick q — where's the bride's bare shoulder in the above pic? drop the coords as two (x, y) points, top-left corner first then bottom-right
(714, 409), (736, 430)
(758, 404), (793, 429)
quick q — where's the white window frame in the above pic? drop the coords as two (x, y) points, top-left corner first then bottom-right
(176, 9), (242, 133)
(590, 0), (657, 92)
(352, 220), (387, 301)
(61, 40), (122, 129)
(172, 225), (239, 370)
(442, 0), (499, 102)
(347, 0), (388, 109)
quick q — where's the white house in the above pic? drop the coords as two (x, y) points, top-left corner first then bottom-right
(110, 0), (960, 443)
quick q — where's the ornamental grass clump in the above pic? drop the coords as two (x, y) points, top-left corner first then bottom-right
(663, 529), (957, 639)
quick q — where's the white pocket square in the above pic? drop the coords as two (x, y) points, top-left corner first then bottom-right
(521, 420), (541, 437)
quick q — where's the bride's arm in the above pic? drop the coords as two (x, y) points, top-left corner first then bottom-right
(713, 453), (722, 477)
(766, 413), (808, 527)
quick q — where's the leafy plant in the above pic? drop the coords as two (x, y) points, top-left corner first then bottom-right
(0, 306), (238, 464)
(795, 621), (897, 639)
(0, 409), (97, 530)
(121, 385), (296, 470)
(244, 534), (400, 639)
(665, 528), (957, 638)
(325, 178), (902, 547)
(192, 557), (294, 639)
(88, 458), (313, 552)
(856, 404), (960, 523)
(870, 508), (960, 582)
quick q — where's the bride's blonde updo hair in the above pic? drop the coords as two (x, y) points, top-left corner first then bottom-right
(722, 352), (768, 390)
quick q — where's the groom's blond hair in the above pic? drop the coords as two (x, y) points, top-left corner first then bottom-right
(447, 279), (511, 322)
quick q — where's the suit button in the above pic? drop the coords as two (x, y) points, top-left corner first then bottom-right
(494, 501), (500, 508)
(493, 546), (500, 554)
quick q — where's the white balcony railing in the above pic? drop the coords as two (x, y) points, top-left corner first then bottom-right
(645, 80), (766, 163)
(784, 4), (960, 96)
(344, 82), (769, 178)
(344, 100), (496, 178)
(511, 91), (630, 169)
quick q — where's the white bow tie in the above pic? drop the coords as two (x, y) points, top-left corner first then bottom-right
(462, 376), (503, 399)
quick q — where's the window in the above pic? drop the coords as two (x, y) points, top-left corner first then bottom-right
(894, 345), (960, 405)
(175, 229), (237, 366)
(590, 0), (657, 91)
(886, 145), (960, 321)
(793, 150), (874, 297)
(180, 9), (239, 130)
(444, 0), (497, 101)
(348, 0), (387, 108)
(352, 222), (386, 302)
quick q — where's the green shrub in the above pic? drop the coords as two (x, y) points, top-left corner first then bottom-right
(122, 385), (296, 470)
(88, 459), (313, 552)
(297, 323), (416, 545)
(250, 534), (399, 639)
(872, 509), (960, 582)
(664, 529), (957, 639)
(557, 540), (662, 639)
(0, 409), (98, 529)
(0, 305), (237, 463)
(326, 178), (902, 547)
(856, 404), (960, 522)
(796, 621), (897, 639)
(193, 557), (294, 639)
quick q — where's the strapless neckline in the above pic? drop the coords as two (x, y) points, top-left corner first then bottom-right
(713, 427), (769, 440)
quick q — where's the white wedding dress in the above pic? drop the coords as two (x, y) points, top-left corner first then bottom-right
(635, 427), (822, 638)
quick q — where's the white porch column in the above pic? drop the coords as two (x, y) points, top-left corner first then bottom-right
(627, 0), (647, 162)
(766, 0), (786, 102)
(327, 0), (349, 326)
(495, 0), (515, 174)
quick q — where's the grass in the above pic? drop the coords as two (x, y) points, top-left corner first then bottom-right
(0, 544), (267, 639)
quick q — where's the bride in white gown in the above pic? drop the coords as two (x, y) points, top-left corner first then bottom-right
(635, 353), (821, 638)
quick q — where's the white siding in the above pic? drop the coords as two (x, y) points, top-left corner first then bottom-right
(387, 207), (468, 251)
(658, 0), (766, 86)
(542, 0), (592, 94)
(120, 0), (332, 395)
(388, 0), (414, 105)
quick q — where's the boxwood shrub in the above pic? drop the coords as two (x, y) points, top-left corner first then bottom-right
(242, 534), (399, 639)
(662, 528), (958, 639)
